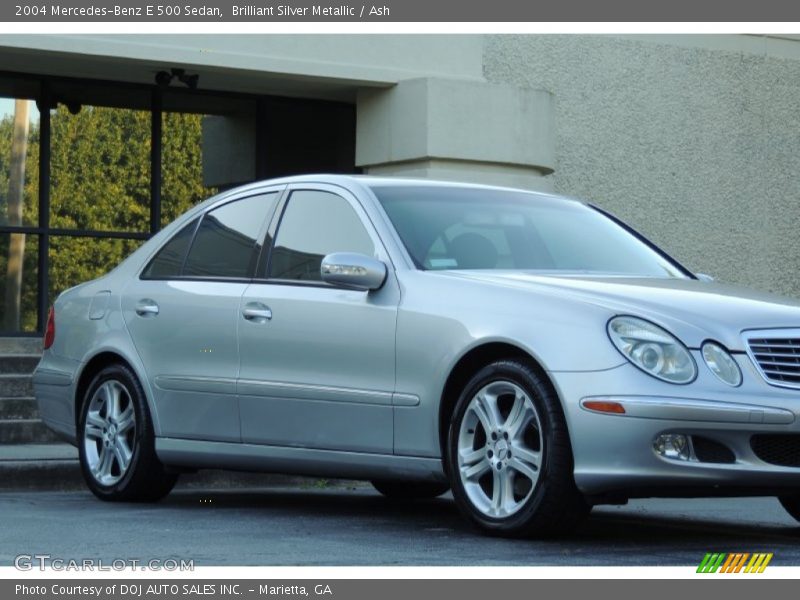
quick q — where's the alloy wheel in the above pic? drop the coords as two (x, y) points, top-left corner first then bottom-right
(457, 380), (543, 518)
(83, 379), (137, 486)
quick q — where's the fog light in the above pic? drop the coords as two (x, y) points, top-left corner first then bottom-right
(654, 434), (691, 461)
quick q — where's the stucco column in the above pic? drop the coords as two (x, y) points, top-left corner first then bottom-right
(356, 77), (555, 191)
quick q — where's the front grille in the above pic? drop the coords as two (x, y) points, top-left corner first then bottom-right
(751, 434), (800, 467)
(745, 332), (800, 388)
(692, 436), (735, 464)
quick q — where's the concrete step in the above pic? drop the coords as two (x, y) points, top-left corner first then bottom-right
(0, 443), (363, 492)
(0, 337), (43, 355)
(0, 397), (38, 419)
(0, 374), (35, 398)
(0, 419), (60, 444)
(0, 354), (40, 375)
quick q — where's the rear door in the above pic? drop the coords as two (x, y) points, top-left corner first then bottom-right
(122, 189), (282, 442)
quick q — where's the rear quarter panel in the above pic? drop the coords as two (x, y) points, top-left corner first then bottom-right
(34, 275), (162, 443)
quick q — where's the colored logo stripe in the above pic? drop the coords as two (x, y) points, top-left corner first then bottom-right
(745, 553), (773, 573)
(721, 553), (749, 573)
(697, 553), (725, 573)
(697, 553), (772, 573)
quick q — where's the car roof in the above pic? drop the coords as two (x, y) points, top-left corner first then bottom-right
(223, 173), (583, 204)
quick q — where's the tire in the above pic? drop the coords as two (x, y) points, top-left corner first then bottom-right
(78, 363), (177, 502)
(778, 495), (800, 522)
(446, 359), (589, 537)
(372, 480), (450, 500)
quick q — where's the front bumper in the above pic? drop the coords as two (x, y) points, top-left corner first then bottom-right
(553, 353), (800, 498)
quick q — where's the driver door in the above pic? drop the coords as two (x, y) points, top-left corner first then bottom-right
(237, 185), (399, 453)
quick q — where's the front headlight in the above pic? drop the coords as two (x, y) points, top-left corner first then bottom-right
(701, 341), (742, 387)
(607, 316), (697, 384)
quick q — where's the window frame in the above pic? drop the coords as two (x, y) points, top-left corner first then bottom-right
(138, 187), (285, 283)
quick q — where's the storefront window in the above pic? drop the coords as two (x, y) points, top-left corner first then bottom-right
(50, 104), (151, 233)
(48, 236), (144, 308)
(0, 233), (38, 332)
(160, 92), (255, 227)
(0, 92), (40, 332)
(0, 97), (39, 229)
(161, 110), (218, 227)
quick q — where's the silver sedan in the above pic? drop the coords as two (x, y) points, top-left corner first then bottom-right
(34, 175), (800, 537)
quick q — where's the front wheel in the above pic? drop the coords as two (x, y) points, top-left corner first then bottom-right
(79, 364), (177, 502)
(446, 359), (589, 537)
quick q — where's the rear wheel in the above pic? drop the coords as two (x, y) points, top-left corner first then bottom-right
(371, 480), (449, 500)
(79, 364), (177, 502)
(446, 359), (589, 537)
(778, 494), (800, 522)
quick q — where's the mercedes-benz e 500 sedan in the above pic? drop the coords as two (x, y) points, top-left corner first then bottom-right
(34, 175), (800, 536)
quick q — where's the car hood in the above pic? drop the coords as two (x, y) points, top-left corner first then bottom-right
(435, 271), (800, 351)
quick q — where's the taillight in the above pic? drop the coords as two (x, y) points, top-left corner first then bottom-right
(43, 307), (55, 350)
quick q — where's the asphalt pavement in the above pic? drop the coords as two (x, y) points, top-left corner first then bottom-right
(1, 484), (800, 566)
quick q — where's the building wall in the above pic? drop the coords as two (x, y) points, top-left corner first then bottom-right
(484, 35), (800, 298)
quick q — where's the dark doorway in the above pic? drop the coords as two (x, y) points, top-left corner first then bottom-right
(257, 97), (359, 179)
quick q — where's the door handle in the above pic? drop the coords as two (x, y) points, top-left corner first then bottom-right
(242, 303), (272, 322)
(135, 299), (159, 317)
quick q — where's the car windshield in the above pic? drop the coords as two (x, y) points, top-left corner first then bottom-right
(371, 185), (688, 278)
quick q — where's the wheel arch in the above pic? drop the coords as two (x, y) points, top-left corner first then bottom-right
(73, 349), (157, 435)
(437, 341), (560, 463)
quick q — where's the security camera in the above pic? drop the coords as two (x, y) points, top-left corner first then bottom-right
(155, 71), (173, 87)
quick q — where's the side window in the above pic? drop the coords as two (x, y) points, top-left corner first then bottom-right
(141, 218), (199, 279)
(183, 193), (278, 278)
(269, 190), (375, 282)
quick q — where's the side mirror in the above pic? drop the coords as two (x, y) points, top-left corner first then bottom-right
(696, 273), (714, 282)
(321, 252), (387, 291)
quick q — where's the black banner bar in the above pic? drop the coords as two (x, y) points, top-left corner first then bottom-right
(3, 0), (800, 22)
(1, 579), (787, 600)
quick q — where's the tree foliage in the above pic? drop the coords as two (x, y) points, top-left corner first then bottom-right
(0, 104), (214, 331)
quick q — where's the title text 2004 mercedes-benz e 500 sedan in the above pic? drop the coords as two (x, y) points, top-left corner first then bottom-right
(33, 175), (800, 536)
